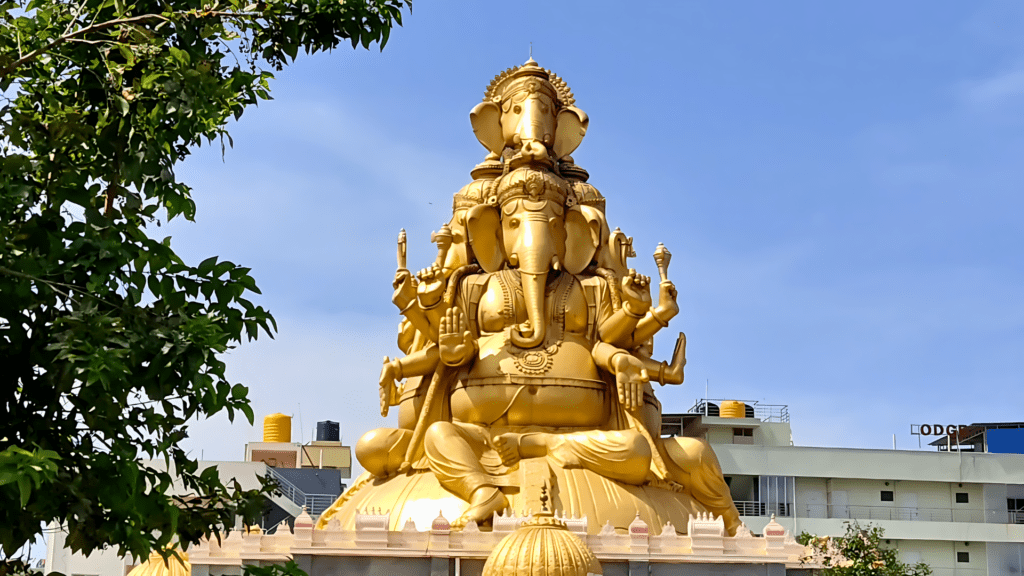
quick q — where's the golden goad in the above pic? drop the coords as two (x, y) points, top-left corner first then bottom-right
(319, 59), (741, 536)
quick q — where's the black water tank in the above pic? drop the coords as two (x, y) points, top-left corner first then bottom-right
(316, 420), (339, 442)
(694, 402), (719, 417)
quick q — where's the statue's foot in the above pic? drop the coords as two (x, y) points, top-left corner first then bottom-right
(492, 433), (522, 466)
(452, 487), (508, 530)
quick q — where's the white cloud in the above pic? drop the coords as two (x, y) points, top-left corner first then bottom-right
(960, 66), (1024, 106)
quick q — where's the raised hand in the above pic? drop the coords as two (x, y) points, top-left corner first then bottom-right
(438, 307), (475, 366)
(621, 269), (652, 317)
(392, 269), (416, 310)
(653, 280), (679, 323)
(417, 264), (445, 308)
(611, 352), (649, 412)
(378, 357), (401, 417)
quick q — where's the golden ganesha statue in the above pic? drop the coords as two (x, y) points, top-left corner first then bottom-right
(318, 59), (741, 536)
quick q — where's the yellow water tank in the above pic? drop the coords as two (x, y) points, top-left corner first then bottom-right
(719, 400), (746, 419)
(263, 413), (291, 443)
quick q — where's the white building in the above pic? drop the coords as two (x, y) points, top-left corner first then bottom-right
(45, 418), (351, 576)
(668, 401), (1024, 576)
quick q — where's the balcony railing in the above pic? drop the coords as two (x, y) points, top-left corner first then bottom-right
(734, 501), (1023, 524)
(733, 501), (792, 517)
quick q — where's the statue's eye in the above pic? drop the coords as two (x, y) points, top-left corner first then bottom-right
(509, 218), (520, 229)
(513, 105), (522, 114)
(538, 104), (548, 113)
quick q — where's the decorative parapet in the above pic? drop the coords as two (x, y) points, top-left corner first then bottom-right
(354, 508), (390, 547)
(649, 522), (691, 556)
(187, 509), (814, 569)
(688, 512), (724, 555)
(492, 509), (528, 533)
(628, 513), (649, 554)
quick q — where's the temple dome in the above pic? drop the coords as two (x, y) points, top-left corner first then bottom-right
(126, 550), (190, 576)
(482, 516), (601, 576)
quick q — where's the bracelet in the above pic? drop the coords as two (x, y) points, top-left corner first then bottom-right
(397, 298), (417, 314)
(651, 309), (670, 328)
(622, 303), (646, 319)
(419, 296), (444, 310)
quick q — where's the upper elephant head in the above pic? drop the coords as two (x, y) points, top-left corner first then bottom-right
(469, 59), (589, 164)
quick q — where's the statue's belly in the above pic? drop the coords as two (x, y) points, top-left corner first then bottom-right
(451, 333), (609, 427)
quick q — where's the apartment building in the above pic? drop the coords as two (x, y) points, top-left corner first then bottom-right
(666, 402), (1024, 576)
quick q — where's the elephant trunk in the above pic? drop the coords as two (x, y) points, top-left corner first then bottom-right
(516, 96), (554, 162)
(511, 270), (547, 349)
(510, 220), (554, 349)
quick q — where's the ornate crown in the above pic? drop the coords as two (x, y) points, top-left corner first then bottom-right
(571, 181), (605, 212)
(483, 58), (576, 108)
(494, 167), (569, 207)
(452, 179), (494, 211)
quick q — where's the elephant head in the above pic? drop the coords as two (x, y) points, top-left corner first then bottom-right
(444, 178), (493, 275)
(470, 59), (589, 165)
(467, 168), (597, 349)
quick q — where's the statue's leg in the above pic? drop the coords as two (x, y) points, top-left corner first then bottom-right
(663, 437), (741, 535)
(423, 421), (508, 528)
(494, 429), (652, 485)
(355, 428), (412, 478)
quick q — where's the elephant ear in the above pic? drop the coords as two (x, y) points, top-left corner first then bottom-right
(564, 205), (605, 274)
(470, 101), (504, 156)
(467, 204), (504, 273)
(553, 106), (589, 160)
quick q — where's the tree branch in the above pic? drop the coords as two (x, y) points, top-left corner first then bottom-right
(1, 13), (171, 76)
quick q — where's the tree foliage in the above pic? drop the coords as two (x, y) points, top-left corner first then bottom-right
(0, 0), (408, 562)
(799, 522), (932, 576)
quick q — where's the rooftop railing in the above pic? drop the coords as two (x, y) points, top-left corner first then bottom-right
(689, 399), (790, 423)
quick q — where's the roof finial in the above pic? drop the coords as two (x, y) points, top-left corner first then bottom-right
(529, 41), (533, 59)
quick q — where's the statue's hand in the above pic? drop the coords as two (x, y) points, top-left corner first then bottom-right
(621, 269), (652, 317)
(611, 352), (648, 412)
(417, 264), (445, 308)
(392, 269), (417, 310)
(378, 356), (401, 417)
(439, 307), (474, 366)
(653, 280), (679, 323)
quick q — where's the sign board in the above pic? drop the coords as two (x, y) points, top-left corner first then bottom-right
(910, 424), (966, 436)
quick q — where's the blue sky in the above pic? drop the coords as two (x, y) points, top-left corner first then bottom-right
(171, 1), (1024, 468)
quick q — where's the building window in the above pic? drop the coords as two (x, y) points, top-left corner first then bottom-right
(733, 428), (753, 437)
(880, 490), (894, 502)
(955, 492), (969, 504)
(957, 551), (970, 563)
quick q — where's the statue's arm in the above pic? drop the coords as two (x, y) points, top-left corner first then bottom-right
(597, 270), (652, 347)
(626, 280), (680, 346)
(392, 269), (437, 340)
(592, 341), (648, 412)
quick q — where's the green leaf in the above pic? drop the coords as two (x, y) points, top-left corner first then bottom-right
(113, 94), (130, 115)
(17, 476), (31, 508)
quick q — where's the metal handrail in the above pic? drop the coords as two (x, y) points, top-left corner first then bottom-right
(733, 501), (792, 517)
(265, 467), (336, 517)
(688, 399), (790, 423)
(805, 504), (1017, 524)
(734, 500), (1022, 525)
